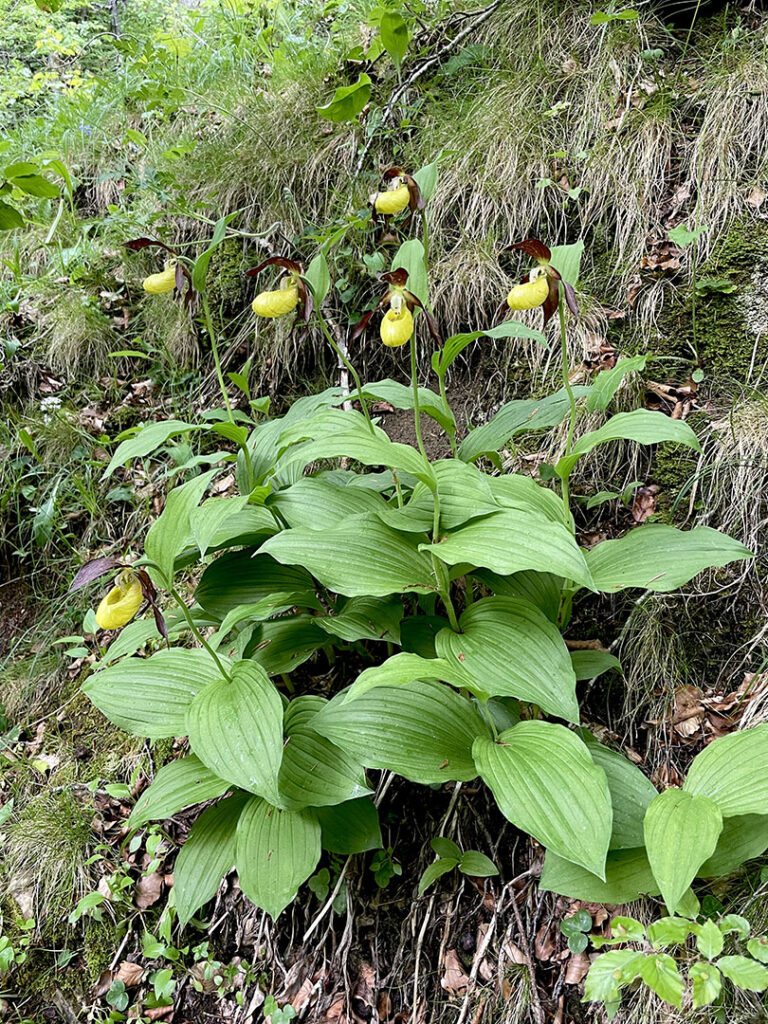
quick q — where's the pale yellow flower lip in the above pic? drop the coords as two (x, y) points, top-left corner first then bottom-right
(95, 570), (143, 630)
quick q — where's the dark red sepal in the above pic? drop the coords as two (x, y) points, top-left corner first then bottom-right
(245, 256), (302, 278)
(511, 238), (552, 262)
(68, 557), (123, 593)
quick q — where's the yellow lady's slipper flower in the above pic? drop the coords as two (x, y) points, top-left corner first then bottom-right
(251, 283), (300, 318)
(95, 570), (143, 630)
(142, 265), (177, 295)
(374, 182), (411, 216)
(506, 272), (550, 310)
(380, 307), (414, 347)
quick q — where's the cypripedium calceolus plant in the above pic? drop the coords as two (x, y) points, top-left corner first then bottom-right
(502, 238), (579, 325)
(352, 267), (440, 347)
(370, 166), (424, 225)
(246, 256), (312, 330)
(68, 557), (166, 637)
(76, 171), (757, 932)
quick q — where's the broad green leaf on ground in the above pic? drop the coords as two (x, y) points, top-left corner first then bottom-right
(144, 469), (216, 585)
(83, 649), (222, 738)
(262, 516), (436, 597)
(698, 814), (768, 876)
(473, 722), (612, 877)
(316, 73), (372, 122)
(459, 387), (590, 463)
(578, 731), (657, 849)
(268, 477), (387, 531)
(244, 615), (327, 675)
(690, 962), (722, 1008)
(175, 792), (249, 925)
(186, 660), (283, 805)
(103, 420), (200, 478)
(586, 355), (648, 412)
(684, 725), (768, 816)
(344, 652), (475, 702)
(315, 595), (402, 644)
(556, 410), (701, 478)
(278, 723), (371, 810)
(472, 569), (562, 622)
(540, 846), (660, 903)
(435, 597), (579, 721)
(195, 550), (315, 619)
(235, 798), (321, 919)
(644, 789), (722, 914)
(314, 680), (488, 784)
(421, 510), (594, 589)
(316, 797), (382, 854)
(129, 755), (229, 827)
(570, 649), (623, 680)
(639, 954), (683, 1008)
(587, 524), (753, 592)
(716, 956), (768, 992)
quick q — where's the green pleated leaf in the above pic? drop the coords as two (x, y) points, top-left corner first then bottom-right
(235, 798), (321, 919)
(344, 652), (475, 702)
(585, 355), (649, 412)
(473, 722), (612, 877)
(175, 792), (249, 925)
(540, 847), (660, 904)
(195, 550), (315, 619)
(684, 725), (768, 817)
(459, 387), (590, 463)
(578, 731), (657, 850)
(188, 495), (250, 556)
(262, 516), (436, 597)
(644, 789), (722, 914)
(315, 595), (402, 644)
(243, 615), (327, 675)
(556, 409), (701, 478)
(385, 459), (498, 532)
(144, 469), (216, 585)
(129, 755), (229, 827)
(103, 420), (200, 478)
(436, 596), (578, 721)
(698, 813), (768, 876)
(472, 569), (562, 623)
(363, 380), (455, 435)
(485, 473), (566, 523)
(420, 510), (593, 589)
(186, 660), (283, 805)
(314, 680), (488, 784)
(83, 649), (222, 738)
(278, 723), (371, 810)
(570, 649), (623, 681)
(587, 524), (753, 593)
(717, 956), (768, 992)
(316, 797), (382, 854)
(267, 477), (387, 531)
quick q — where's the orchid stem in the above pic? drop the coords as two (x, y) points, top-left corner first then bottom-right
(201, 293), (234, 426)
(170, 584), (229, 681)
(558, 285), (577, 532)
(315, 312), (374, 433)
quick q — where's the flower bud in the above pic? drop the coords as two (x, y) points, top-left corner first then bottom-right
(374, 183), (410, 215)
(506, 274), (549, 310)
(95, 571), (143, 630)
(380, 307), (414, 347)
(251, 285), (299, 318)
(142, 266), (177, 294)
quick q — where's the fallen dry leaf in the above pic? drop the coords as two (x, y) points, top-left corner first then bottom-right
(631, 485), (659, 523)
(565, 952), (590, 985)
(440, 949), (470, 996)
(135, 871), (163, 909)
(116, 961), (144, 988)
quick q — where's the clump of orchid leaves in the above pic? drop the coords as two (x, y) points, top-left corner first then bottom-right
(69, 161), (759, 933)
